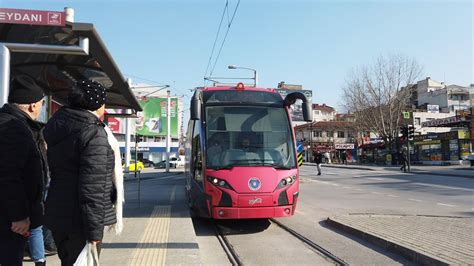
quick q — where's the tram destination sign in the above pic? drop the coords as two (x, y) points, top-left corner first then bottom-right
(0, 8), (65, 26)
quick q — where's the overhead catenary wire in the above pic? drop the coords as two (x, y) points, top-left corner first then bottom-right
(203, 1), (228, 84)
(204, 0), (241, 85)
(208, 0), (241, 78)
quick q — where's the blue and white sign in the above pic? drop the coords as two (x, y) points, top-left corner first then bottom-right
(248, 177), (261, 191)
(296, 141), (304, 153)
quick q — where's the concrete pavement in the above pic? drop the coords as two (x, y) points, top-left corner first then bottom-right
(301, 164), (474, 265)
(25, 168), (202, 266)
(327, 214), (474, 265)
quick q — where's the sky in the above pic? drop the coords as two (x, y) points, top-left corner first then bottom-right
(2, 0), (473, 114)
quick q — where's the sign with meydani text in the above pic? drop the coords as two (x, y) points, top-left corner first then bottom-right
(0, 8), (65, 26)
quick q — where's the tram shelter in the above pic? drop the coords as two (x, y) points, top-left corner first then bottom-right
(0, 7), (142, 116)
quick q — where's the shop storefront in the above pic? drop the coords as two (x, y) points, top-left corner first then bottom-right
(413, 130), (471, 164)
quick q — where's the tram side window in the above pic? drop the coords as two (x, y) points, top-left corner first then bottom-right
(192, 121), (203, 183)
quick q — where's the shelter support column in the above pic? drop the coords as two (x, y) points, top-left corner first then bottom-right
(0, 45), (11, 106)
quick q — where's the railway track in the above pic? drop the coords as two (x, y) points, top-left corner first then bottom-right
(212, 219), (348, 266)
(270, 218), (349, 266)
(213, 221), (243, 266)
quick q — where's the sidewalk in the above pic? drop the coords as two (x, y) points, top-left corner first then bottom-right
(326, 214), (474, 265)
(26, 169), (201, 266)
(305, 162), (474, 178)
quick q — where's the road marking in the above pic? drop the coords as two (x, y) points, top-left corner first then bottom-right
(387, 194), (399, 198)
(437, 203), (457, 207)
(408, 198), (424, 202)
(412, 182), (474, 192)
(367, 177), (384, 181)
(295, 210), (305, 215)
(354, 188), (363, 191)
(129, 205), (171, 266)
(170, 186), (177, 204)
(343, 186), (352, 189)
(371, 192), (382, 195)
(330, 183), (340, 187)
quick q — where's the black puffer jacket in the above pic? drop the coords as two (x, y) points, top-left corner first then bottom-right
(0, 104), (44, 235)
(43, 107), (116, 241)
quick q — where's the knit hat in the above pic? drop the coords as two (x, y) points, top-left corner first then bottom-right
(8, 75), (45, 104)
(68, 79), (107, 111)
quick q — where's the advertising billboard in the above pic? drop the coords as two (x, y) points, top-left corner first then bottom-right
(136, 97), (178, 137)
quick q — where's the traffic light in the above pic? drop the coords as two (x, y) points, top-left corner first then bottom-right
(407, 126), (415, 139)
(399, 126), (408, 138)
(135, 134), (144, 143)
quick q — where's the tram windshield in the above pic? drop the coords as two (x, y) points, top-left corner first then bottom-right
(205, 105), (296, 170)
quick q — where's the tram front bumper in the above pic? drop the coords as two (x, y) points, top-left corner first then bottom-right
(211, 205), (295, 219)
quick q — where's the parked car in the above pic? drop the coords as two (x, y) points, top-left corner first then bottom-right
(468, 153), (474, 167)
(141, 159), (155, 168)
(123, 161), (145, 171)
(155, 157), (184, 168)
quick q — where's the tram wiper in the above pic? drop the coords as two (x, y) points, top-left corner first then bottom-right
(213, 164), (234, 170)
(246, 161), (292, 170)
(263, 163), (292, 170)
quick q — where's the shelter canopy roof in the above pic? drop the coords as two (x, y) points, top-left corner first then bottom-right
(0, 22), (141, 111)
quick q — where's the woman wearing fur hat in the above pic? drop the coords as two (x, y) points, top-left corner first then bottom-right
(43, 79), (124, 265)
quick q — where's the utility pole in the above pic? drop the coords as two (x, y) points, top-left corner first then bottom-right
(165, 90), (171, 173)
(309, 122), (313, 162)
(402, 111), (411, 172)
(124, 78), (133, 169)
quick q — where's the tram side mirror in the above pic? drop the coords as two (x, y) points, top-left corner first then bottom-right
(284, 92), (313, 122)
(191, 91), (201, 120)
(302, 101), (313, 122)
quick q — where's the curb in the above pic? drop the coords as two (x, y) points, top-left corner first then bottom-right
(303, 163), (474, 178)
(325, 217), (449, 266)
(409, 171), (474, 179)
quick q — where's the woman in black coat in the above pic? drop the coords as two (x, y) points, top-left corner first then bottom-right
(43, 80), (116, 265)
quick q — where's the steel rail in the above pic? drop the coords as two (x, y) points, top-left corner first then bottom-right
(270, 218), (349, 266)
(213, 222), (243, 266)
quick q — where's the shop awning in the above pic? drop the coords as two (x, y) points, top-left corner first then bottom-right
(0, 22), (142, 111)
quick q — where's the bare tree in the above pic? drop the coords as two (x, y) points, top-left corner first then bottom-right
(342, 54), (422, 149)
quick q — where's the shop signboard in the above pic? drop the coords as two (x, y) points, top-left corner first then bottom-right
(335, 143), (355, 149)
(107, 117), (120, 133)
(421, 116), (461, 127)
(0, 8), (65, 26)
(136, 97), (178, 137)
(276, 89), (312, 121)
(427, 105), (439, 114)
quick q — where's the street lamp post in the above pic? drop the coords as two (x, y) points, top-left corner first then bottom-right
(228, 65), (257, 87)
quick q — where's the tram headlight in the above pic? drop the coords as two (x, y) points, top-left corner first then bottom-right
(207, 176), (232, 190)
(276, 175), (296, 189)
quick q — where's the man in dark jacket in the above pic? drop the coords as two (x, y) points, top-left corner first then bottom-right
(0, 75), (46, 266)
(314, 150), (323, 176)
(43, 79), (116, 265)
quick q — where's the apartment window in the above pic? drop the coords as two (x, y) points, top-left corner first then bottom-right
(347, 131), (355, 139)
(415, 117), (421, 126)
(326, 131), (333, 138)
(314, 131), (322, 138)
(337, 131), (345, 138)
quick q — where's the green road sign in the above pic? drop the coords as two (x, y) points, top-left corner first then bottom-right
(403, 112), (410, 119)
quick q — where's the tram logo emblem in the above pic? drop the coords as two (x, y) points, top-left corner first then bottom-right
(249, 198), (263, 205)
(248, 178), (261, 191)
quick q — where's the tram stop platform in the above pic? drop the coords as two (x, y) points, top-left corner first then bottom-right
(327, 214), (474, 265)
(25, 169), (202, 266)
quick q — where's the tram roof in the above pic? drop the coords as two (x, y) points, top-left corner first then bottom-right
(200, 86), (278, 93)
(0, 22), (142, 111)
